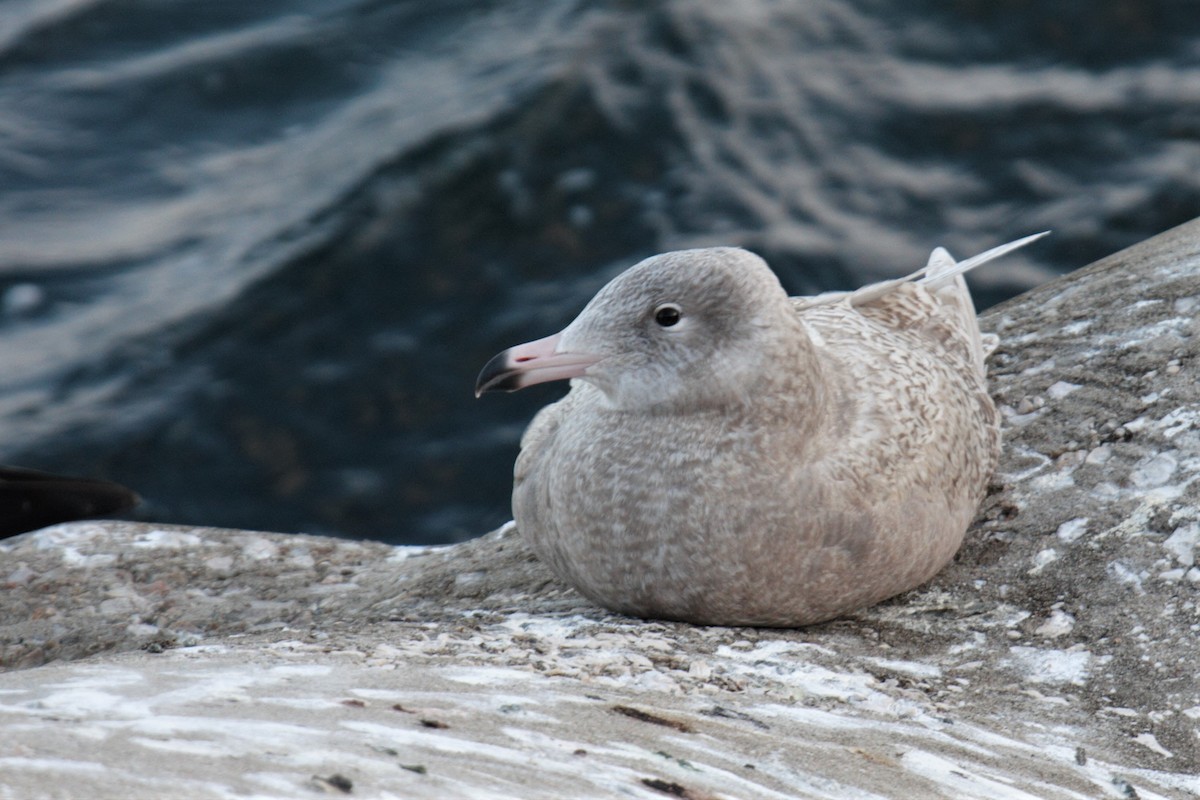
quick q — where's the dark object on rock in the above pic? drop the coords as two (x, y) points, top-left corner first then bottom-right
(311, 773), (353, 794)
(0, 466), (139, 538)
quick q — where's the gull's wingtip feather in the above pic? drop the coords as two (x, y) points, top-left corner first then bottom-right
(920, 231), (1051, 286)
(806, 232), (1050, 311)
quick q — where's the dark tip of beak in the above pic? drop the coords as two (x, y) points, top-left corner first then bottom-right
(474, 350), (521, 397)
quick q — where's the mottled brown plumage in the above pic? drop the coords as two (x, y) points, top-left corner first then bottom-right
(477, 235), (1044, 626)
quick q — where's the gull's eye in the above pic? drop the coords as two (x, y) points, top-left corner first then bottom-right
(654, 304), (682, 327)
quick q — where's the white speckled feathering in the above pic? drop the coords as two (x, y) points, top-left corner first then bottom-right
(479, 234), (1046, 626)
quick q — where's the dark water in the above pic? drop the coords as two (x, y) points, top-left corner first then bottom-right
(2, 0), (1199, 544)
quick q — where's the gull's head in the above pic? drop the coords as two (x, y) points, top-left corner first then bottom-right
(475, 247), (803, 411)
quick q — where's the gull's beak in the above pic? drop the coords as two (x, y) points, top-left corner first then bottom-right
(475, 332), (601, 396)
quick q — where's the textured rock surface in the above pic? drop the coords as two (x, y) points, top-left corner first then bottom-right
(2, 220), (1200, 798)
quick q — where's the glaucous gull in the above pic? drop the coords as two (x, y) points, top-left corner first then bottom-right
(477, 234), (1045, 626)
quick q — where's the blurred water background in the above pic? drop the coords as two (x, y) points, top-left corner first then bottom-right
(2, 0), (1199, 544)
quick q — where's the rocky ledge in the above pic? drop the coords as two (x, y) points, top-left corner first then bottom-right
(2, 221), (1200, 799)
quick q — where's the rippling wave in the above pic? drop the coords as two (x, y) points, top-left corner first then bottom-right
(1, 1), (1197, 542)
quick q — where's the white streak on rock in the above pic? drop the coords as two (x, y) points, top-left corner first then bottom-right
(1008, 647), (1094, 686)
(1046, 381), (1081, 400)
(1130, 453), (1178, 489)
(1034, 610), (1075, 638)
(900, 750), (1049, 800)
(1133, 733), (1174, 758)
(865, 658), (943, 679)
(1163, 522), (1199, 567)
(1056, 518), (1088, 543)
(1158, 406), (1200, 439)
(131, 530), (205, 549)
(1029, 548), (1059, 573)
